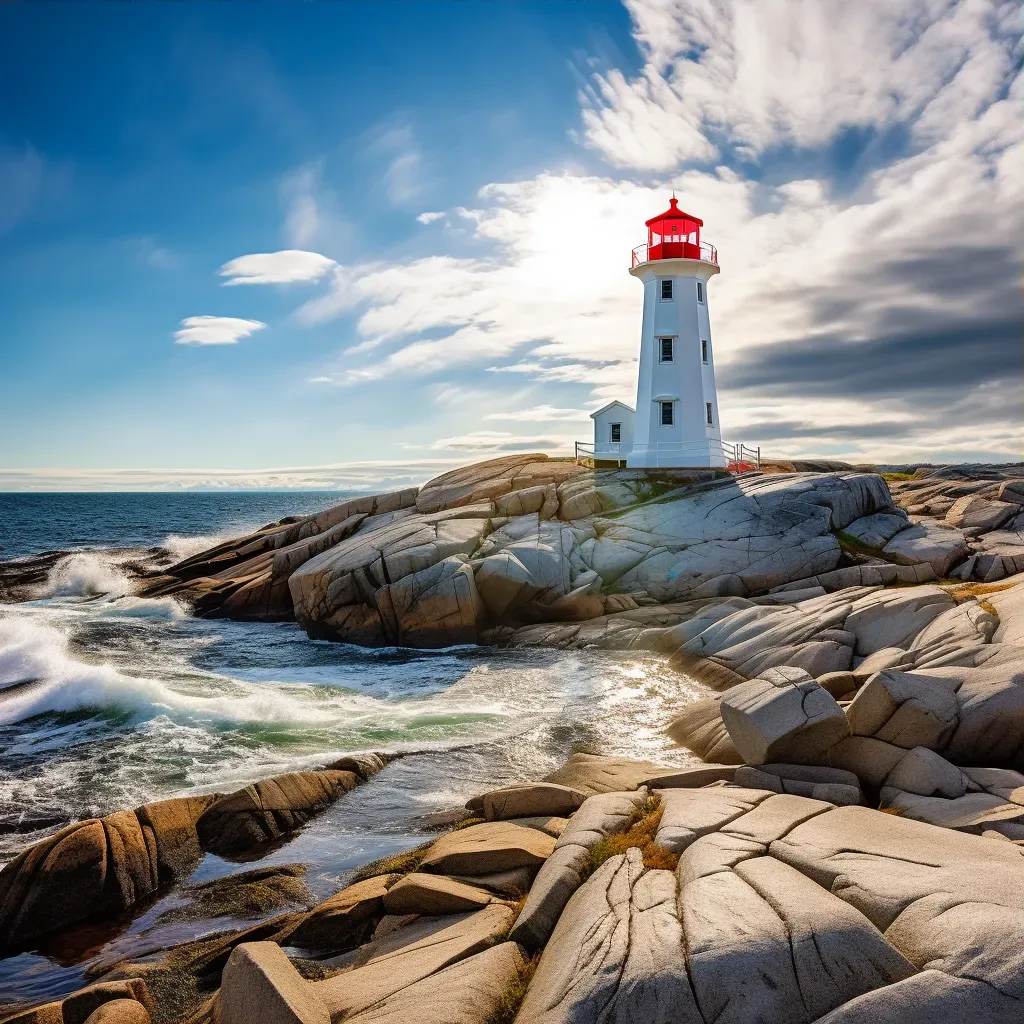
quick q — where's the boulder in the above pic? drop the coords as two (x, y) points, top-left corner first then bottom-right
(972, 531), (1024, 582)
(288, 874), (399, 953)
(220, 942), (329, 1024)
(0, 794), (214, 952)
(883, 522), (969, 576)
(381, 873), (496, 915)
(664, 699), (744, 764)
(998, 480), (1024, 505)
(471, 782), (587, 821)
(883, 747), (971, 798)
(196, 770), (360, 856)
(842, 511), (911, 548)
(734, 764), (863, 805)
(638, 764), (739, 788)
(418, 821), (555, 875)
(845, 669), (960, 750)
(720, 667), (850, 765)
(824, 736), (911, 789)
(943, 495), (1017, 536)
(83, 1001), (151, 1024)
(494, 483), (559, 520)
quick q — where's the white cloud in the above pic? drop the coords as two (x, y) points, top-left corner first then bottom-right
(367, 124), (425, 205)
(219, 250), (337, 286)
(583, 0), (1021, 168)
(484, 406), (590, 422)
(415, 430), (576, 453)
(174, 316), (267, 346)
(0, 459), (462, 492)
(417, 211), (446, 224)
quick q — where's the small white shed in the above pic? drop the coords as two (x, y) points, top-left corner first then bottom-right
(590, 400), (635, 459)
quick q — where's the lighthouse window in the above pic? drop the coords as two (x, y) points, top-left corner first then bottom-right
(610, 423), (621, 443)
(702, 339), (708, 363)
(706, 402), (714, 425)
(660, 280), (673, 300)
(696, 281), (704, 303)
(660, 401), (674, 426)
(659, 337), (674, 362)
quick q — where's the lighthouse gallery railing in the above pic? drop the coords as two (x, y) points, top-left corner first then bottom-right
(574, 439), (760, 472)
(631, 241), (718, 268)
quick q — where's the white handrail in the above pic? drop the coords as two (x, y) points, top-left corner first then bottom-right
(575, 439), (760, 470)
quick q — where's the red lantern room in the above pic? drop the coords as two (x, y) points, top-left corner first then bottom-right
(631, 197), (718, 268)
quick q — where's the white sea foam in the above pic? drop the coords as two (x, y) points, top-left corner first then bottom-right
(161, 532), (234, 562)
(40, 552), (136, 599)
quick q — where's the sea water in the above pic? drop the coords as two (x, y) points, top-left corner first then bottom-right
(0, 492), (702, 1005)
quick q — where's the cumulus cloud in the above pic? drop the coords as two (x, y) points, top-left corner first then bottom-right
(417, 211), (446, 224)
(174, 316), (267, 346)
(219, 250), (337, 286)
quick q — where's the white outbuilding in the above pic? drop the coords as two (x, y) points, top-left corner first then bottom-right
(589, 400), (634, 463)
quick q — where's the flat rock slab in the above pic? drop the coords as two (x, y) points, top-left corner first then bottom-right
(514, 801), (1024, 1024)
(543, 752), (676, 794)
(381, 873), (496, 915)
(316, 904), (513, 1019)
(344, 942), (527, 1024)
(419, 821), (555, 875)
(654, 787), (773, 853)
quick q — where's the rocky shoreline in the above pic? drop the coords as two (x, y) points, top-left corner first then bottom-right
(2, 456), (1024, 1022)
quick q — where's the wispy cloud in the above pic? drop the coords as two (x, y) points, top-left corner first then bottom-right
(367, 123), (425, 205)
(0, 459), (463, 492)
(219, 250), (337, 286)
(174, 316), (267, 346)
(414, 430), (576, 453)
(417, 211), (446, 224)
(0, 142), (70, 233)
(483, 405), (589, 422)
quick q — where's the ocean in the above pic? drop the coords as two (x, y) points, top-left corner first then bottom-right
(0, 491), (701, 1005)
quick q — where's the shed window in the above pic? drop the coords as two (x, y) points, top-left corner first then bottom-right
(702, 339), (708, 363)
(706, 402), (714, 425)
(696, 281), (704, 303)
(610, 422), (621, 443)
(660, 279), (673, 300)
(661, 401), (674, 426)
(659, 337), (674, 362)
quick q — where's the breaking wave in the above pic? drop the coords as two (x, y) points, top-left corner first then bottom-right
(39, 552), (136, 599)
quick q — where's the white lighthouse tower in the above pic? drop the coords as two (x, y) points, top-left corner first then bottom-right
(626, 197), (724, 468)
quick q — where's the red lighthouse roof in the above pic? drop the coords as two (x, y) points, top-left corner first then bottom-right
(632, 196), (717, 268)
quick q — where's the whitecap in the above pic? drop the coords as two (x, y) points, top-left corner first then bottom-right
(38, 552), (136, 599)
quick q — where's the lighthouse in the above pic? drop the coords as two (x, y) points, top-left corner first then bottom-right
(628, 196), (723, 468)
(589, 196), (729, 469)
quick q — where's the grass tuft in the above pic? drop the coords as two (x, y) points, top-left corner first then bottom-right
(881, 472), (915, 482)
(587, 794), (678, 873)
(350, 840), (434, 882)
(453, 816), (485, 830)
(484, 953), (540, 1024)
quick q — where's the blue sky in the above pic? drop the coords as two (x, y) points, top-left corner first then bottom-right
(1, 1), (1021, 489)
